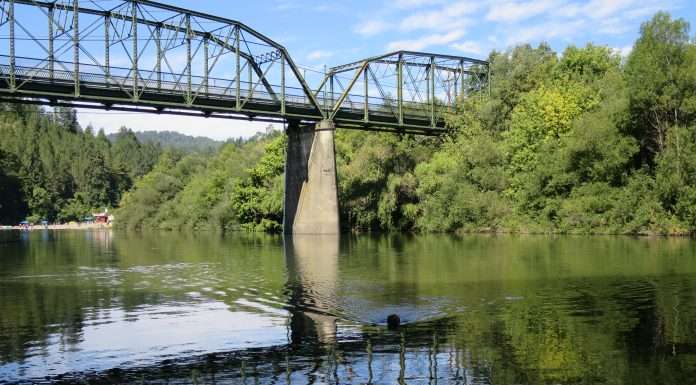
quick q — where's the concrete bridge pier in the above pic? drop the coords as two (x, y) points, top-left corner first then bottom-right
(284, 119), (340, 234)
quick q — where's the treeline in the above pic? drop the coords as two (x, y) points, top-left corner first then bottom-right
(34, 12), (696, 235)
(413, 12), (696, 235)
(2, 15), (691, 235)
(106, 130), (224, 153)
(0, 105), (159, 224)
(116, 131), (284, 231)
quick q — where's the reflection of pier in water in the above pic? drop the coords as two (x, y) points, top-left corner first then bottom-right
(42, 235), (480, 384)
(285, 234), (340, 345)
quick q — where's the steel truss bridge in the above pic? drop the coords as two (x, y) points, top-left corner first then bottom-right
(0, 0), (489, 134)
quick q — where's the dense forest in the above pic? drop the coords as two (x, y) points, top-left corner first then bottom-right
(106, 130), (224, 153)
(115, 13), (696, 235)
(0, 107), (160, 224)
(2, 13), (696, 235)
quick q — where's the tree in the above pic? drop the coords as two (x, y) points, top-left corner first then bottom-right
(0, 104), (160, 224)
(555, 44), (621, 83)
(0, 150), (26, 224)
(625, 12), (696, 162)
(482, 43), (557, 131)
(230, 134), (286, 232)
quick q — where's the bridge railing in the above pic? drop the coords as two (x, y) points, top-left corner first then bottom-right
(0, 0), (488, 132)
(1, 55), (455, 125)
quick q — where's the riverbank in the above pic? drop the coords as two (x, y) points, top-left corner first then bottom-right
(0, 223), (112, 231)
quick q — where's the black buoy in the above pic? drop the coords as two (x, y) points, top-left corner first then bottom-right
(387, 314), (400, 329)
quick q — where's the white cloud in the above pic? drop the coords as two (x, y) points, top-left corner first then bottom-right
(596, 17), (634, 35)
(486, 0), (561, 22)
(451, 41), (484, 55)
(273, 0), (299, 11)
(505, 19), (585, 45)
(387, 30), (465, 51)
(552, 0), (670, 20)
(306, 50), (334, 61)
(393, 0), (447, 9)
(400, 1), (481, 31)
(583, 0), (637, 19)
(615, 45), (633, 57)
(355, 19), (390, 36)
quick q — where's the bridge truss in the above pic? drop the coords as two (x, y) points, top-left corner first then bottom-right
(315, 51), (489, 132)
(0, 0), (489, 134)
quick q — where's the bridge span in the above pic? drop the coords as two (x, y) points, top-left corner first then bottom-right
(0, 0), (489, 233)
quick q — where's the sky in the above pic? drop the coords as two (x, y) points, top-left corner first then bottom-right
(70, 0), (694, 140)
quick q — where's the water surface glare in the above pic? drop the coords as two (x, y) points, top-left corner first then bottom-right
(1, 230), (695, 384)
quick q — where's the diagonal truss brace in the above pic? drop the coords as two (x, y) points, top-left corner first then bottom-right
(316, 50), (489, 129)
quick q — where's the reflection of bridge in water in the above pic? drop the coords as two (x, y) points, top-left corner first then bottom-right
(49, 236), (475, 385)
(70, 321), (473, 385)
(4, 232), (692, 384)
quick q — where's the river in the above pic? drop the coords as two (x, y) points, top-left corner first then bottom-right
(0, 230), (695, 384)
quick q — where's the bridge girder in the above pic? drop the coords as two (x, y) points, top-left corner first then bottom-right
(0, 0), (489, 134)
(0, 0), (325, 120)
(314, 50), (490, 132)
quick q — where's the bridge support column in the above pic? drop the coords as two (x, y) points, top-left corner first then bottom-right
(284, 119), (340, 234)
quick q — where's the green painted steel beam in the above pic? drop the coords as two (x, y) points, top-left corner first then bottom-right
(8, 0), (14, 91)
(10, 0), (322, 115)
(73, 0), (79, 97)
(0, 0), (490, 135)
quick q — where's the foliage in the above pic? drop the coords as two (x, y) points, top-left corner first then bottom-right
(229, 134), (286, 232)
(625, 12), (696, 161)
(336, 130), (433, 231)
(0, 105), (160, 224)
(5, 11), (696, 235)
(107, 130), (224, 153)
(0, 149), (26, 224)
(114, 133), (285, 232)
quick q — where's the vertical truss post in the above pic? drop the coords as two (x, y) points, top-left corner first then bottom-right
(280, 54), (285, 115)
(155, 26), (161, 90)
(203, 36), (209, 95)
(430, 56), (435, 127)
(397, 53), (403, 125)
(185, 13), (192, 103)
(235, 26), (240, 111)
(73, 0), (79, 97)
(104, 13), (110, 81)
(8, 0), (15, 91)
(322, 70), (328, 112)
(247, 59), (252, 100)
(453, 68), (458, 101)
(131, 1), (138, 100)
(425, 62), (430, 103)
(364, 64), (368, 123)
(460, 59), (465, 99)
(48, 5), (54, 82)
(329, 73), (334, 106)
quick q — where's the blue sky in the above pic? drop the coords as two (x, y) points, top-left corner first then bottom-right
(69, 0), (694, 140)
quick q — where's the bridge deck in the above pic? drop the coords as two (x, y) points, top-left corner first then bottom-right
(0, 0), (487, 135)
(0, 58), (449, 134)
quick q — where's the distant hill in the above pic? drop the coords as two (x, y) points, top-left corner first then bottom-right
(108, 130), (223, 152)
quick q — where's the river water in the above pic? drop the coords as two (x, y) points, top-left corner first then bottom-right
(0, 230), (695, 384)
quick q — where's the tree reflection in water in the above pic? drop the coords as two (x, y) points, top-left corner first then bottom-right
(1, 231), (696, 384)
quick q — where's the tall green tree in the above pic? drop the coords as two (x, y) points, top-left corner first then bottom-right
(0, 150), (26, 224)
(625, 12), (696, 162)
(0, 104), (160, 224)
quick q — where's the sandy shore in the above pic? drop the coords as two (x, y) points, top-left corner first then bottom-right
(0, 223), (112, 231)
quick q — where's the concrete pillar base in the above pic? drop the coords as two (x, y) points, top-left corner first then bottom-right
(284, 120), (340, 234)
